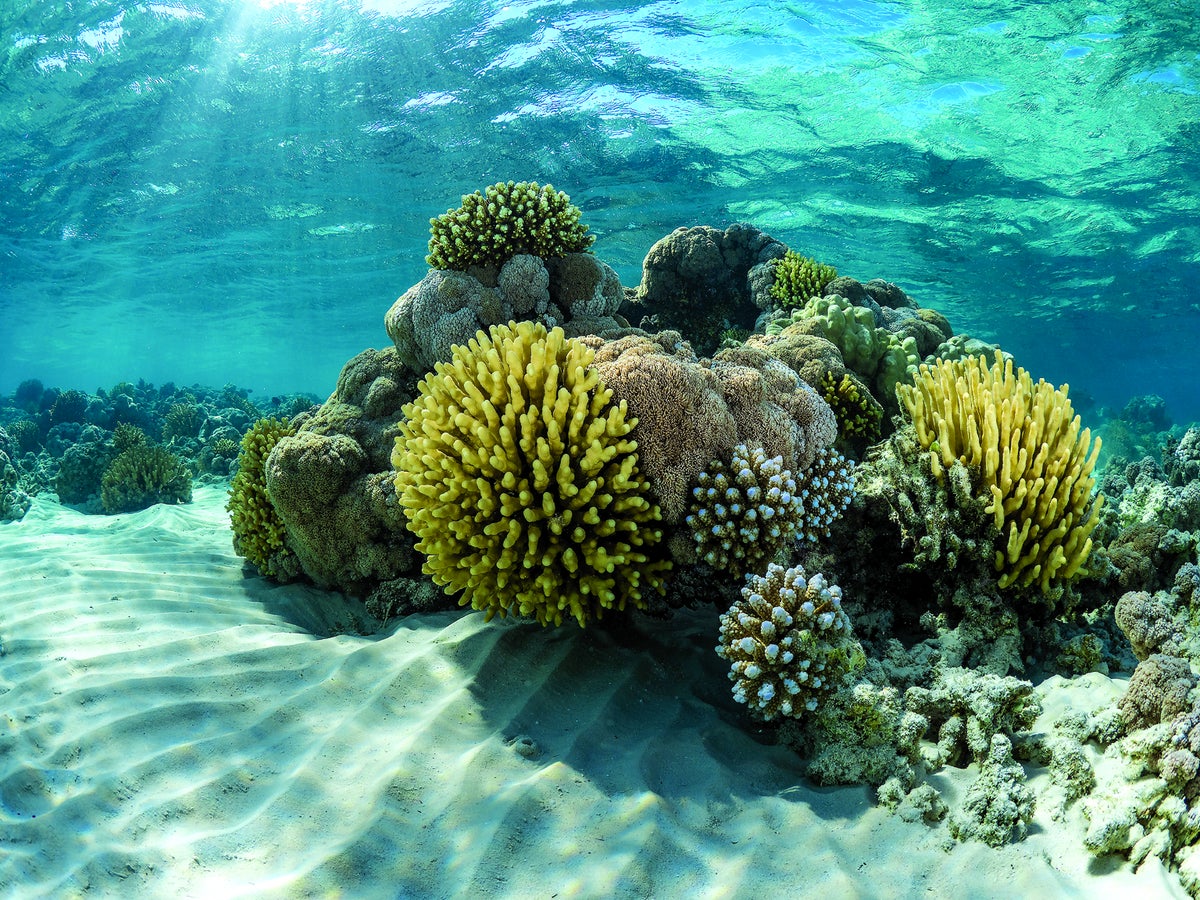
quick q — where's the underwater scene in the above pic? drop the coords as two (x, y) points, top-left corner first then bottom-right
(2, 0), (1199, 897)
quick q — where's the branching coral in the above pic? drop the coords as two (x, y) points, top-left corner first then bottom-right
(392, 321), (670, 627)
(716, 562), (864, 721)
(770, 250), (837, 310)
(100, 443), (192, 514)
(228, 416), (298, 579)
(426, 181), (593, 271)
(685, 444), (805, 578)
(897, 350), (1104, 600)
(821, 371), (883, 446)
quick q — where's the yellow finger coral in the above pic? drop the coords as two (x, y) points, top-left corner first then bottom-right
(392, 321), (670, 627)
(426, 180), (593, 271)
(897, 351), (1103, 598)
(228, 416), (297, 578)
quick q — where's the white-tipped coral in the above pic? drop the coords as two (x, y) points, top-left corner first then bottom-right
(716, 562), (864, 721)
(686, 444), (804, 577)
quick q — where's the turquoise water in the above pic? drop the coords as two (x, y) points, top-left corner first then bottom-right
(2, 0), (1197, 419)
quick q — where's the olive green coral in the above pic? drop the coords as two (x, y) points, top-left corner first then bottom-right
(392, 321), (670, 627)
(897, 351), (1103, 598)
(426, 180), (594, 271)
(228, 417), (297, 578)
(770, 251), (837, 310)
(100, 443), (192, 514)
(821, 371), (883, 444)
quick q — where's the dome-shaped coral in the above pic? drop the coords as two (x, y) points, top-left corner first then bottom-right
(392, 321), (670, 627)
(228, 416), (298, 579)
(426, 181), (593, 272)
(686, 444), (804, 578)
(716, 562), (864, 721)
(100, 443), (192, 514)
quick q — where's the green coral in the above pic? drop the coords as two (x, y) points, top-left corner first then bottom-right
(897, 352), (1103, 599)
(821, 371), (883, 445)
(100, 444), (192, 514)
(228, 417), (297, 578)
(113, 423), (147, 452)
(162, 402), (203, 442)
(768, 295), (920, 402)
(426, 180), (594, 271)
(392, 321), (669, 628)
(770, 251), (837, 309)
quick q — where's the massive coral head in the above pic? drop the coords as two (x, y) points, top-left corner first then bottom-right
(392, 321), (670, 627)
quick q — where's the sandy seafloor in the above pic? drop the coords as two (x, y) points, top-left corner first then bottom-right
(0, 484), (1187, 899)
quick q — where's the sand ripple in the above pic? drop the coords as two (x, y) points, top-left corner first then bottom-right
(0, 486), (1184, 898)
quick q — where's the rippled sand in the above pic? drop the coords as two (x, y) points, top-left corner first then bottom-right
(0, 486), (1184, 898)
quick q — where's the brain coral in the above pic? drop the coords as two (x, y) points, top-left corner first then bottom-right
(426, 180), (593, 271)
(716, 562), (864, 721)
(897, 351), (1103, 600)
(228, 416), (299, 580)
(392, 321), (670, 627)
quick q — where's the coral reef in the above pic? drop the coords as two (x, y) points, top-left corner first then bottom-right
(769, 251), (838, 310)
(948, 734), (1036, 846)
(631, 223), (787, 355)
(898, 351), (1103, 602)
(904, 667), (1042, 768)
(0, 428), (31, 522)
(426, 180), (592, 272)
(228, 417), (300, 580)
(715, 562), (864, 721)
(392, 321), (670, 627)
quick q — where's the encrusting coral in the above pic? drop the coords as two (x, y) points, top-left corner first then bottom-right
(228, 416), (298, 579)
(897, 350), (1104, 600)
(716, 562), (864, 721)
(392, 321), (670, 627)
(426, 180), (593, 272)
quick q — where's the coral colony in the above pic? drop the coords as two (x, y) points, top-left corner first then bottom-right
(6, 180), (1200, 883)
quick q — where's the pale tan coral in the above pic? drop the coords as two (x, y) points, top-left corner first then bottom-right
(584, 332), (738, 525)
(583, 331), (837, 527)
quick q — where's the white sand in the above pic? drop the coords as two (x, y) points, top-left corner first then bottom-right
(0, 485), (1187, 898)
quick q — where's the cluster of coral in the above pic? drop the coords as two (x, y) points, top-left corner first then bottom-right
(11, 179), (1200, 891)
(0, 379), (314, 520)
